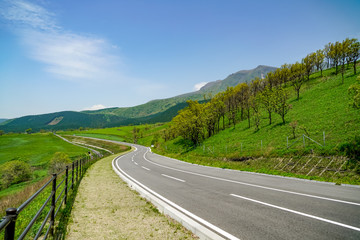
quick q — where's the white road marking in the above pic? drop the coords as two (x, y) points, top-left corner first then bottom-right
(230, 193), (360, 232)
(134, 162), (138, 165)
(142, 166), (150, 171)
(142, 149), (360, 206)
(113, 156), (239, 240)
(161, 174), (186, 182)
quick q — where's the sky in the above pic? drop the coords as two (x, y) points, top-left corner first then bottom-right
(1, 0), (360, 119)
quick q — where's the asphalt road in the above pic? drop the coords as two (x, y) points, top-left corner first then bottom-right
(113, 143), (360, 240)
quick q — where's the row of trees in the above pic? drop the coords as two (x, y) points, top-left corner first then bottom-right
(167, 38), (360, 145)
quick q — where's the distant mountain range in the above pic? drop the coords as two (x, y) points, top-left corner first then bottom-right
(0, 65), (276, 132)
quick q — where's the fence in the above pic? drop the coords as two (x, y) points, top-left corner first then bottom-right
(0, 155), (97, 240)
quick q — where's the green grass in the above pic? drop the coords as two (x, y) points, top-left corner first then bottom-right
(59, 123), (168, 146)
(0, 133), (89, 197)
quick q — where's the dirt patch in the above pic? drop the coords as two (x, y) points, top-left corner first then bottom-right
(66, 152), (197, 240)
(48, 116), (63, 125)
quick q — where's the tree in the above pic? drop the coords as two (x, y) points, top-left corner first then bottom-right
(329, 41), (341, 75)
(224, 87), (237, 128)
(324, 42), (332, 69)
(315, 49), (325, 77)
(1, 160), (32, 189)
(339, 39), (351, 83)
(49, 152), (72, 174)
(273, 87), (291, 124)
(132, 126), (140, 144)
(235, 83), (251, 128)
(303, 52), (316, 81)
(279, 64), (291, 86)
(25, 128), (32, 134)
(171, 100), (205, 145)
(203, 102), (217, 137)
(0, 130), (4, 136)
(249, 95), (261, 131)
(213, 92), (226, 131)
(259, 86), (274, 125)
(348, 38), (360, 74)
(290, 62), (306, 100)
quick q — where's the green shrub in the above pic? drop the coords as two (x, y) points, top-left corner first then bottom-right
(48, 152), (71, 174)
(340, 136), (360, 162)
(0, 160), (32, 189)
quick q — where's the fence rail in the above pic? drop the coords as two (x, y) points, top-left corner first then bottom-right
(0, 155), (98, 240)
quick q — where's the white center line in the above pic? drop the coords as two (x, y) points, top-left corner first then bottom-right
(142, 166), (150, 171)
(230, 193), (360, 232)
(134, 162), (138, 165)
(162, 174), (186, 182)
(142, 149), (360, 206)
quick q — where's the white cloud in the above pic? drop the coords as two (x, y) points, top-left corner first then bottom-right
(0, 0), (58, 31)
(0, 0), (122, 82)
(83, 104), (108, 111)
(193, 82), (208, 91)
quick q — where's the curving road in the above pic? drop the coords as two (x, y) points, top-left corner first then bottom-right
(111, 143), (360, 239)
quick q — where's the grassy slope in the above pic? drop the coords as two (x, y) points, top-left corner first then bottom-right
(0, 133), (89, 197)
(60, 123), (167, 146)
(161, 66), (360, 157)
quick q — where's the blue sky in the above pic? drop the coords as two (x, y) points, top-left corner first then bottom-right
(1, 0), (359, 119)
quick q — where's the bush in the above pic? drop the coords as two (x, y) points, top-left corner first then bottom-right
(48, 152), (72, 174)
(0, 160), (32, 189)
(340, 136), (360, 162)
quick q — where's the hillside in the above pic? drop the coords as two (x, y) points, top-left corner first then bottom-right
(0, 111), (128, 132)
(1, 65), (275, 132)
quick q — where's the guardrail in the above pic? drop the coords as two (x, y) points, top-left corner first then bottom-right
(0, 155), (98, 240)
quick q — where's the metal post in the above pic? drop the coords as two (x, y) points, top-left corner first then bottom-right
(71, 162), (74, 190)
(50, 173), (57, 236)
(76, 161), (79, 182)
(287, 137), (289, 148)
(323, 131), (325, 146)
(261, 140), (263, 151)
(4, 208), (18, 240)
(303, 135), (306, 148)
(65, 166), (68, 205)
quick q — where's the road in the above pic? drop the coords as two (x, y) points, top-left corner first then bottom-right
(112, 143), (360, 239)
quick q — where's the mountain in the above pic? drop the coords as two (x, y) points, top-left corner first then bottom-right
(0, 119), (8, 124)
(0, 65), (276, 132)
(88, 65), (277, 118)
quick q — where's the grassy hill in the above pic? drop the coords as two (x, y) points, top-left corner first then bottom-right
(0, 133), (89, 197)
(1, 65), (275, 133)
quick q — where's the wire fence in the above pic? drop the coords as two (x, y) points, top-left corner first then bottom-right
(0, 154), (99, 240)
